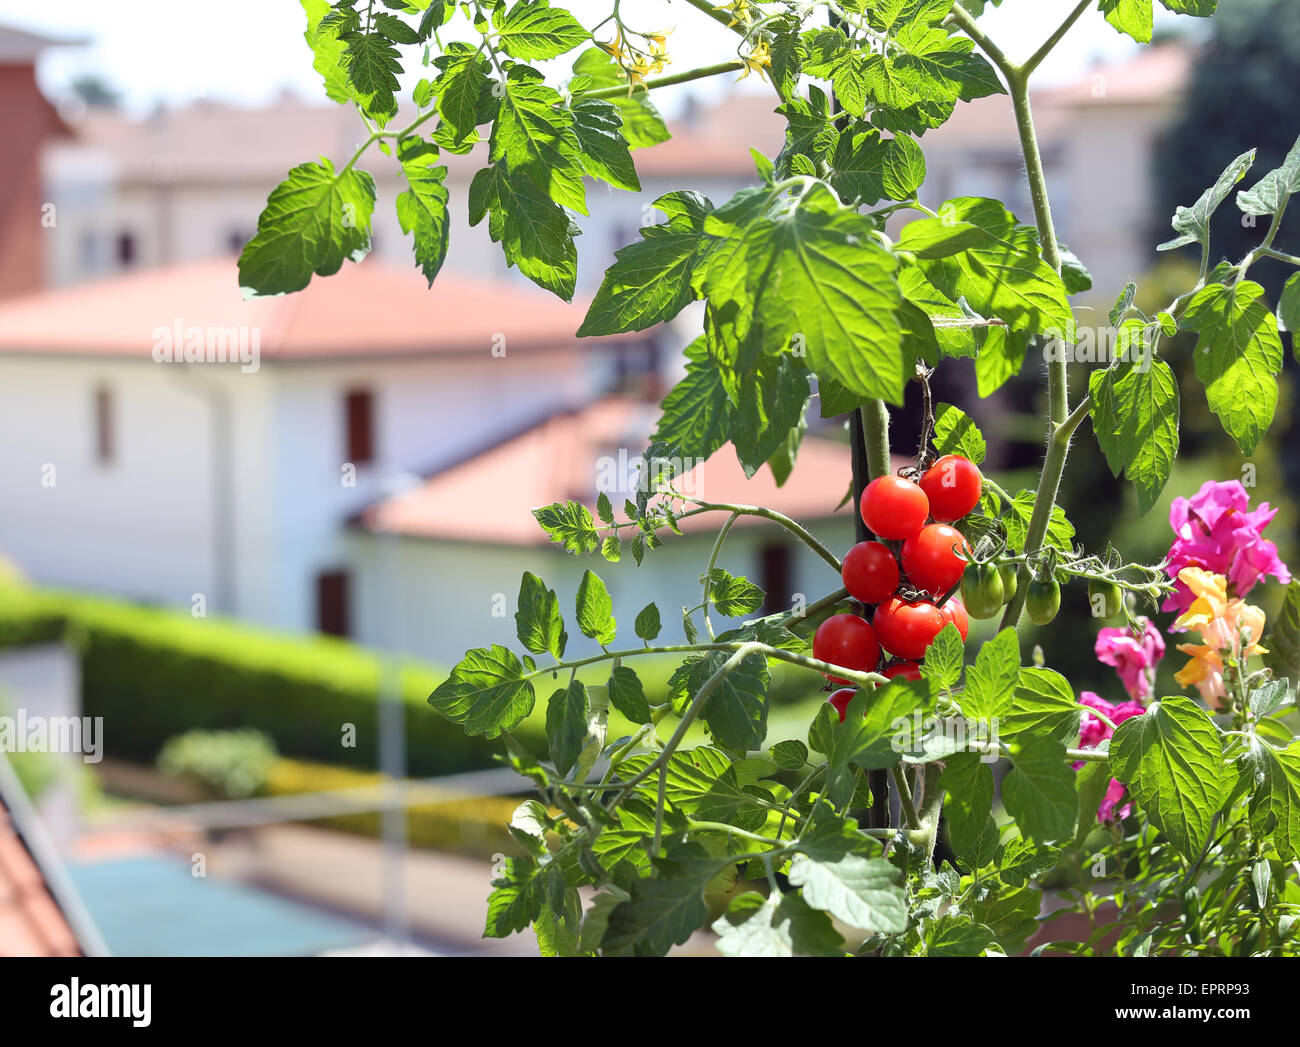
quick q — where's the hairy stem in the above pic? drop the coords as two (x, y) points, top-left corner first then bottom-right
(581, 59), (746, 100)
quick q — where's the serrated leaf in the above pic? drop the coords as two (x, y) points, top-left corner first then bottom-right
(1245, 739), (1300, 862)
(1110, 696), (1228, 858)
(1089, 351), (1179, 515)
(491, 66), (587, 214)
(469, 162), (578, 299)
(1003, 667), (1081, 746)
(771, 739), (809, 771)
(484, 856), (553, 937)
(940, 752), (995, 858)
(713, 891), (845, 957)
(787, 853), (907, 934)
(700, 182), (907, 404)
(925, 914), (993, 956)
(532, 500), (599, 554)
(301, 0), (356, 105)
(515, 571), (566, 659)
(341, 30), (402, 118)
(1004, 489), (1075, 553)
(709, 568), (765, 618)
(496, 0), (589, 60)
(918, 198), (1074, 336)
(931, 403), (986, 464)
(428, 645), (535, 737)
(1181, 280), (1282, 454)
(569, 98), (639, 192)
(1279, 273), (1300, 337)
(239, 159), (375, 298)
(1158, 149), (1255, 251)
(576, 569), (616, 645)
(634, 603), (662, 642)
(921, 622), (964, 694)
(579, 193), (713, 335)
(395, 139), (451, 287)
(1002, 739), (1078, 843)
(1100, 0), (1153, 43)
(546, 678), (588, 776)
(959, 628), (1020, 725)
(607, 665), (652, 724)
(1237, 133), (1300, 216)
(693, 650), (771, 753)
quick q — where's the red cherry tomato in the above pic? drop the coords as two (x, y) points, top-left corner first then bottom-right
(901, 523), (971, 596)
(919, 455), (983, 523)
(841, 541), (900, 605)
(827, 687), (856, 723)
(860, 475), (929, 540)
(872, 597), (946, 661)
(812, 613), (880, 684)
(882, 661), (922, 682)
(941, 595), (969, 641)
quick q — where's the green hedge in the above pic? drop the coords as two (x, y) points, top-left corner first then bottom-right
(0, 584), (525, 776)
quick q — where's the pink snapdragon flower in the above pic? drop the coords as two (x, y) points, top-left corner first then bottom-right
(1076, 692), (1146, 824)
(1094, 617), (1165, 703)
(1164, 480), (1290, 615)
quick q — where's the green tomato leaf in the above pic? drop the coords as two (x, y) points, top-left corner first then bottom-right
(495, 0), (589, 60)
(546, 679), (588, 776)
(238, 159), (376, 298)
(1110, 695), (1229, 859)
(959, 628), (1020, 725)
(428, 645), (535, 737)
(395, 139), (451, 287)
(931, 403), (987, 464)
(532, 500), (600, 555)
(607, 665), (652, 724)
(1002, 738), (1078, 843)
(1158, 148), (1255, 251)
(1244, 738), (1300, 862)
(709, 568), (766, 618)
(712, 891), (845, 957)
(787, 853), (907, 934)
(575, 569), (617, 645)
(491, 65), (587, 214)
(1003, 667), (1082, 747)
(1264, 581), (1300, 683)
(469, 162), (578, 299)
(940, 752), (995, 859)
(515, 571), (567, 659)
(1181, 280), (1283, 454)
(634, 602), (662, 643)
(700, 181), (907, 404)
(569, 98), (640, 192)
(1089, 350), (1180, 515)
(579, 192), (714, 336)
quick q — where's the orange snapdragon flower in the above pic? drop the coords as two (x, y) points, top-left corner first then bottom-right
(1172, 568), (1267, 709)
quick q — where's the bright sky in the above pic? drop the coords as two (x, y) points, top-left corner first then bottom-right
(0, 0), (1205, 115)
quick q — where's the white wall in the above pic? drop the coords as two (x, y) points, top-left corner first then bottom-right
(349, 516), (858, 665)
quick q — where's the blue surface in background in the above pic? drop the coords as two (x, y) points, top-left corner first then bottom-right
(67, 855), (375, 956)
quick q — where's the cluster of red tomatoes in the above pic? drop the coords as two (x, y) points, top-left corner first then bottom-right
(813, 455), (984, 723)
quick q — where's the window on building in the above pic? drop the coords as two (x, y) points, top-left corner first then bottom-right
(116, 231), (137, 268)
(93, 385), (114, 465)
(758, 542), (793, 617)
(345, 388), (375, 465)
(316, 570), (351, 637)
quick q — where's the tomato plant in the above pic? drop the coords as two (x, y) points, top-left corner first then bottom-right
(246, 0), (1300, 958)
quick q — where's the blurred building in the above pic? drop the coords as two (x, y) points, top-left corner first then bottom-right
(0, 36), (1195, 662)
(0, 23), (76, 301)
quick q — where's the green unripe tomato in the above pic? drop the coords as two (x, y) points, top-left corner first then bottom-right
(1088, 578), (1124, 620)
(998, 563), (1018, 605)
(1025, 576), (1061, 625)
(961, 562), (1004, 619)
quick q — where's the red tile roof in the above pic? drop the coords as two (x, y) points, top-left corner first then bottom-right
(359, 396), (876, 545)
(0, 256), (605, 360)
(0, 802), (81, 956)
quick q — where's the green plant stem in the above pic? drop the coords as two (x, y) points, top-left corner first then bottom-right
(860, 401), (892, 480)
(1021, 0), (1093, 78)
(581, 59), (746, 99)
(891, 765), (922, 830)
(687, 820), (782, 846)
(669, 497), (844, 571)
(700, 511), (741, 639)
(525, 639), (888, 690)
(682, 0), (755, 36)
